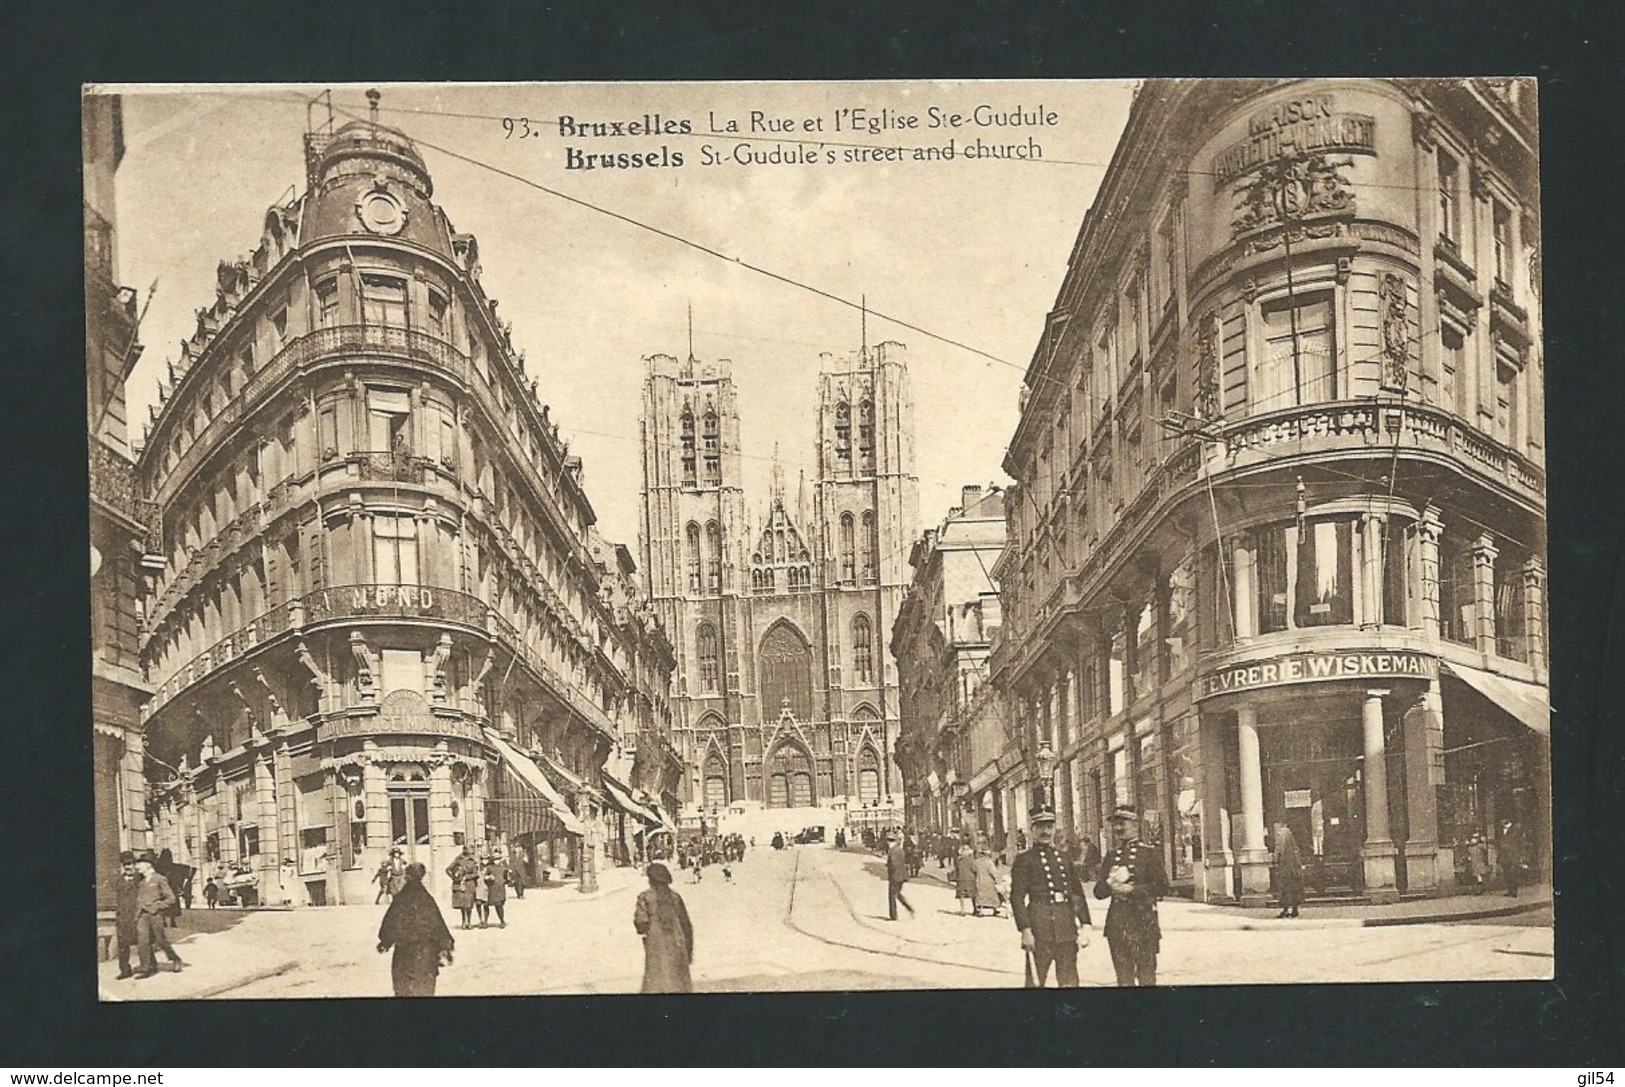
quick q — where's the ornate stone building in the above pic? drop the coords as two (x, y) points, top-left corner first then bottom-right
(86, 92), (156, 909)
(992, 79), (1545, 904)
(639, 345), (918, 826)
(133, 100), (673, 906)
(892, 486), (1007, 839)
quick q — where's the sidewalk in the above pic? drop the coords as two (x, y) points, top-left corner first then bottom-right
(906, 856), (1551, 931)
(98, 925), (299, 1002)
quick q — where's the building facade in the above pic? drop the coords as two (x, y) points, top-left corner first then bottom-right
(992, 78), (1545, 903)
(133, 103), (673, 905)
(892, 485), (1007, 839)
(639, 346), (919, 827)
(86, 92), (156, 909)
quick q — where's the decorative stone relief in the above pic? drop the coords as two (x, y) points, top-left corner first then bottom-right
(1379, 272), (1412, 392)
(1193, 311), (1222, 421)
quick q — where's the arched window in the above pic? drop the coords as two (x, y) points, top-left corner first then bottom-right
(696, 622), (719, 693)
(680, 410), (696, 485)
(857, 745), (881, 805)
(853, 614), (874, 685)
(706, 520), (722, 591)
(839, 513), (856, 583)
(702, 410), (721, 484)
(858, 398), (875, 472)
(834, 401), (851, 465)
(759, 622), (813, 722)
(860, 509), (876, 582)
(685, 522), (701, 592)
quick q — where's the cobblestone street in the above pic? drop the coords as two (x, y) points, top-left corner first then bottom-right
(100, 846), (1553, 1000)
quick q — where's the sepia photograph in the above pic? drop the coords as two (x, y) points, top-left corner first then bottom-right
(85, 78), (1551, 1000)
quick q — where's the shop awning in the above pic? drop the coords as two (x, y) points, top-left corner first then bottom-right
(485, 730), (585, 835)
(1442, 663), (1550, 738)
(601, 773), (664, 828)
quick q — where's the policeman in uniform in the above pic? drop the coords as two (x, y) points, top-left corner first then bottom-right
(1010, 803), (1092, 987)
(1094, 803), (1169, 986)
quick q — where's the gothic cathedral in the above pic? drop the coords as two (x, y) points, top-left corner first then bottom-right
(639, 344), (919, 824)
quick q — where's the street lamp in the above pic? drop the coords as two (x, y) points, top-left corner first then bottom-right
(1035, 739), (1058, 814)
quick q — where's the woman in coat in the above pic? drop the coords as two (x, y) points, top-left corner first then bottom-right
(633, 863), (694, 993)
(446, 847), (479, 929)
(482, 855), (508, 928)
(953, 845), (977, 914)
(377, 862), (455, 997)
(971, 846), (1002, 916)
(1274, 822), (1305, 918)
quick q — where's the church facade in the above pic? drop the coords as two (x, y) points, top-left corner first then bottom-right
(639, 345), (919, 823)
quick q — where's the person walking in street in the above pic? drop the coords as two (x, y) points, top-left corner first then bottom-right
(483, 853), (508, 928)
(473, 853), (492, 927)
(885, 832), (916, 920)
(156, 849), (183, 929)
(113, 851), (142, 979)
(1010, 804), (1092, 987)
(374, 848), (406, 904)
(973, 845), (1003, 917)
(1466, 833), (1490, 894)
(376, 862), (455, 997)
(953, 844), (977, 915)
(202, 877), (219, 910)
(634, 863), (694, 993)
(1095, 804), (1169, 987)
(1273, 822), (1305, 919)
(447, 846), (479, 929)
(133, 852), (185, 978)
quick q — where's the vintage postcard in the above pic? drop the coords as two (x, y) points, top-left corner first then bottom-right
(86, 79), (1549, 998)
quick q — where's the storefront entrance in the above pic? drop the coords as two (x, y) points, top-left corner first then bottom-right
(1259, 711), (1366, 895)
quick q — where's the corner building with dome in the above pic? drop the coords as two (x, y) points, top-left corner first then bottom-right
(639, 346), (919, 831)
(134, 105), (679, 907)
(991, 78), (1546, 905)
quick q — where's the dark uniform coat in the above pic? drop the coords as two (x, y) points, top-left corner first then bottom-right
(1094, 839), (1168, 946)
(1274, 826), (1305, 909)
(446, 854), (479, 910)
(1010, 842), (1092, 944)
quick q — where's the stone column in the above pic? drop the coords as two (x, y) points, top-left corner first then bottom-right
(1235, 705), (1271, 904)
(361, 746), (390, 883)
(1401, 680), (1444, 893)
(428, 743), (456, 885)
(1472, 533), (1499, 656)
(1361, 689), (1400, 901)
(1417, 506), (1444, 638)
(1361, 512), (1387, 627)
(252, 749), (281, 902)
(1232, 534), (1256, 640)
(1198, 713), (1235, 902)
(1523, 556), (1547, 676)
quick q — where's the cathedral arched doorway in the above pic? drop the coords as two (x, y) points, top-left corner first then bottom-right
(856, 745), (882, 806)
(702, 750), (729, 812)
(766, 743), (815, 809)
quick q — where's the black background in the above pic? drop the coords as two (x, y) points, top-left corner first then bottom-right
(2, 0), (1621, 1067)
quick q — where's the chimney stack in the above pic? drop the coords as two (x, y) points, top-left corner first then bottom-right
(961, 484), (983, 510)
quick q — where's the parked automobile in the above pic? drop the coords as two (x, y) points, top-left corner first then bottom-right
(794, 825), (826, 845)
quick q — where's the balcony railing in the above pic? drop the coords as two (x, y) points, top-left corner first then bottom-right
(89, 439), (153, 533)
(154, 324), (470, 506)
(143, 582), (617, 742)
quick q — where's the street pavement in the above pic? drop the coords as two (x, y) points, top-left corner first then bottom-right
(99, 845), (1553, 1000)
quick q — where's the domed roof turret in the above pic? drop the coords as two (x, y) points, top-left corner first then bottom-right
(317, 118), (433, 197)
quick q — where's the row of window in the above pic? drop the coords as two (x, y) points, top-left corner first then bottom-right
(678, 409), (721, 486)
(692, 614), (875, 701)
(833, 398), (877, 473)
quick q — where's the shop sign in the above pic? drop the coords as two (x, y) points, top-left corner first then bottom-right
(1283, 789), (1313, 809)
(1199, 650), (1438, 699)
(1212, 95), (1378, 186)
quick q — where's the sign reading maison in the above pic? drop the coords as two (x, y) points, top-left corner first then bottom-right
(1212, 96), (1377, 186)
(1199, 650), (1438, 699)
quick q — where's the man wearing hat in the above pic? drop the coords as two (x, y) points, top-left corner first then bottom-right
(884, 830), (915, 920)
(133, 851), (185, 977)
(1009, 802), (1092, 987)
(1094, 804), (1169, 986)
(112, 851), (143, 979)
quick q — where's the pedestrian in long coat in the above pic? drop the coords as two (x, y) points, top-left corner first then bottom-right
(483, 856), (508, 928)
(1273, 822), (1305, 918)
(634, 863), (694, 993)
(133, 852), (185, 977)
(953, 845), (977, 913)
(113, 851), (142, 979)
(377, 862), (455, 997)
(972, 847), (1002, 915)
(1498, 819), (1528, 897)
(885, 834), (915, 920)
(446, 848), (478, 929)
